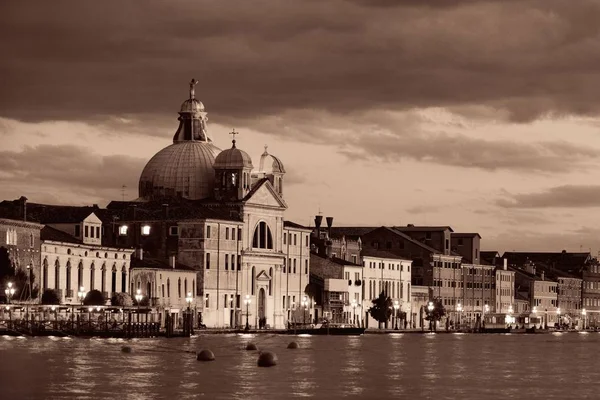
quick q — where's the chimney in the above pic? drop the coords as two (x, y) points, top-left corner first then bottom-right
(19, 196), (28, 221)
(171, 255), (176, 269)
(314, 215), (323, 230)
(162, 204), (169, 219)
(93, 204), (99, 209)
(541, 271), (545, 281)
(136, 248), (143, 260)
(326, 216), (333, 237)
(503, 258), (507, 271)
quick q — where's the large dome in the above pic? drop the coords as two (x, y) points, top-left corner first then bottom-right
(138, 78), (222, 200)
(139, 142), (221, 200)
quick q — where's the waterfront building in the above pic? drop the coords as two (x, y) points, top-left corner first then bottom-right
(361, 249), (412, 329)
(309, 252), (363, 324)
(509, 262), (559, 327)
(40, 226), (133, 304)
(410, 285), (430, 330)
(504, 251), (589, 327)
(494, 262), (515, 315)
(0, 214), (43, 301)
(129, 254), (198, 327)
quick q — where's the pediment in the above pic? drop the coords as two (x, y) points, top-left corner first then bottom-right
(244, 180), (287, 209)
(256, 270), (272, 281)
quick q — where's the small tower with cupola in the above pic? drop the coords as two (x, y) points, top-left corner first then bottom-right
(213, 130), (254, 201)
(258, 145), (286, 198)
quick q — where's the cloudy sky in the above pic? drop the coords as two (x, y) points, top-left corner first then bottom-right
(2, 0), (600, 253)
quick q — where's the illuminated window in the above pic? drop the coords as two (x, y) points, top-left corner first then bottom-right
(119, 225), (128, 236)
(141, 225), (151, 235)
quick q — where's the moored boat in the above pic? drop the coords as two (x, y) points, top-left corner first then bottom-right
(287, 323), (365, 336)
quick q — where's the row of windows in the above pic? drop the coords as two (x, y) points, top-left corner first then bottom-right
(206, 225), (243, 241)
(533, 299), (558, 307)
(5, 229), (34, 247)
(283, 258), (309, 274)
(497, 288), (513, 297)
(367, 280), (410, 301)
(364, 261), (410, 272)
(42, 259), (127, 294)
(57, 247), (129, 260)
(433, 280), (495, 289)
(345, 272), (361, 281)
(205, 253), (242, 270)
(119, 225), (151, 236)
(75, 224), (101, 239)
(283, 232), (309, 248)
(497, 274), (514, 282)
(137, 277), (195, 300)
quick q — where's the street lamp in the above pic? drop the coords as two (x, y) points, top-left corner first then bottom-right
(244, 295), (251, 331)
(185, 292), (193, 310)
(582, 308), (587, 330)
(351, 299), (358, 326)
(483, 303), (489, 330)
(393, 300), (400, 330)
(301, 296), (308, 325)
(427, 301), (434, 332)
(456, 302), (463, 329)
(4, 282), (15, 304)
(557, 307), (561, 330)
(77, 287), (86, 305)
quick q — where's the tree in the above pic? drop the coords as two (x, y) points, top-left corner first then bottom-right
(133, 296), (150, 307)
(424, 298), (446, 331)
(83, 290), (106, 306)
(368, 291), (393, 329)
(111, 292), (133, 307)
(41, 289), (61, 305)
(0, 247), (38, 301)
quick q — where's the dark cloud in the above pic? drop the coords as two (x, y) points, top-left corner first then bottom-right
(497, 185), (600, 208)
(0, 144), (146, 205)
(341, 133), (599, 173)
(2, 0), (600, 126)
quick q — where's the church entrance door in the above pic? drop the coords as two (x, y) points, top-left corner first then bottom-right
(258, 288), (266, 321)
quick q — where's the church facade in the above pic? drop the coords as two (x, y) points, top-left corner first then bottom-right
(101, 79), (311, 329)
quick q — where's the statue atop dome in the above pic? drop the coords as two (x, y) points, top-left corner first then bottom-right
(189, 78), (199, 99)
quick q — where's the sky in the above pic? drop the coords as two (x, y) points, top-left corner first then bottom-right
(2, 0), (600, 254)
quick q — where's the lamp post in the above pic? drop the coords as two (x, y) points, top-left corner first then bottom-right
(507, 305), (514, 328)
(135, 289), (143, 323)
(483, 303), (489, 330)
(427, 301), (434, 332)
(532, 306), (538, 328)
(4, 282), (15, 304)
(557, 307), (561, 330)
(393, 300), (400, 330)
(78, 287), (86, 305)
(351, 299), (357, 326)
(244, 295), (251, 331)
(185, 292), (193, 334)
(582, 308), (587, 330)
(301, 296), (308, 326)
(456, 302), (463, 330)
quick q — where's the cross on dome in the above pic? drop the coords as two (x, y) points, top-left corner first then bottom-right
(229, 129), (239, 148)
(263, 145), (269, 155)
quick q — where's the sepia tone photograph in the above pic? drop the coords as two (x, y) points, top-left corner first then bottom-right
(1, 1), (599, 399)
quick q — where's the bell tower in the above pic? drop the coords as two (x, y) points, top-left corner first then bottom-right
(213, 130), (254, 201)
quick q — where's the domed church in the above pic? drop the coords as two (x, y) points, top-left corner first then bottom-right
(103, 79), (312, 329)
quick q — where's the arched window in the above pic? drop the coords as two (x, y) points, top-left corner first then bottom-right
(178, 278), (181, 298)
(251, 266), (255, 295)
(111, 265), (117, 293)
(101, 263), (106, 293)
(78, 262), (84, 289)
(90, 263), (95, 290)
(42, 258), (48, 290)
(54, 259), (60, 290)
(121, 266), (127, 293)
(184, 278), (188, 296)
(167, 278), (171, 298)
(147, 282), (152, 298)
(252, 221), (273, 249)
(269, 267), (273, 296)
(192, 279), (195, 296)
(66, 261), (72, 293)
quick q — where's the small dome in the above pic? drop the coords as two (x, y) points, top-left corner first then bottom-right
(139, 141), (222, 200)
(259, 145), (286, 174)
(180, 98), (205, 114)
(214, 140), (253, 170)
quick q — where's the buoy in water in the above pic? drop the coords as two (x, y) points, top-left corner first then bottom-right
(121, 346), (132, 353)
(246, 343), (258, 351)
(287, 341), (299, 349)
(197, 349), (215, 361)
(257, 351), (278, 367)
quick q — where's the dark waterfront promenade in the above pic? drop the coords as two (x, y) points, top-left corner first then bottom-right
(2, 332), (600, 399)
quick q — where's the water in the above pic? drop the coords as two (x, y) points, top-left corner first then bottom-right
(1, 332), (600, 399)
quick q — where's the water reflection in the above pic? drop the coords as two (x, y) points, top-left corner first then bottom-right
(2, 334), (600, 399)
